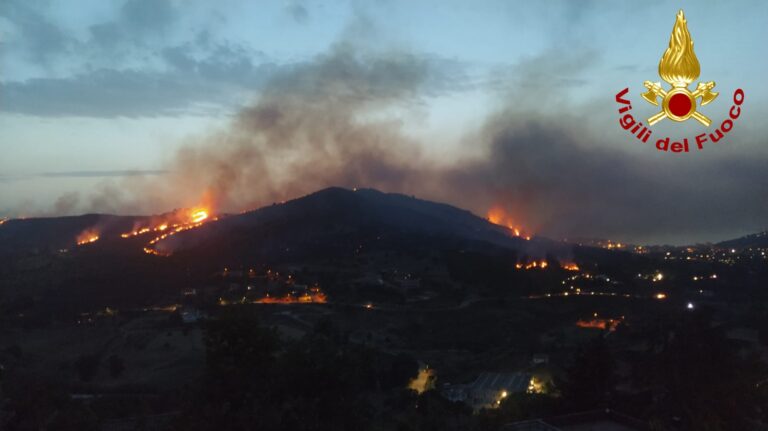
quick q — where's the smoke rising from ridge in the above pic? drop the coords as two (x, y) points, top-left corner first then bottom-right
(88, 42), (438, 214)
(80, 38), (768, 245)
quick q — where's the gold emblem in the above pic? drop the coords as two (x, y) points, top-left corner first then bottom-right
(641, 10), (718, 126)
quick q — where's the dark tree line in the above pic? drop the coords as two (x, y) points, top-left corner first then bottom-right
(175, 309), (421, 431)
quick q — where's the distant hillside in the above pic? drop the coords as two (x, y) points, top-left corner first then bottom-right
(157, 187), (568, 259)
(0, 187), (577, 313)
(717, 231), (768, 249)
(0, 187), (571, 261)
(0, 214), (141, 254)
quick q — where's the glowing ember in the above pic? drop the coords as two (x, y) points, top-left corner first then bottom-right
(576, 317), (622, 331)
(255, 290), (327, 304)
(561, 262), (580, 271)
(118, 206), (215, 256)
(76, 229), (100, 246)
(143, 247), (167, 256)
(516, 259), (549, 270)
(487, 206), (529, 239)
(0, 217), (7, 226)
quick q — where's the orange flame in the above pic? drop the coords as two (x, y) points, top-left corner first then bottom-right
(256, 290), (327, 304)
(576, 318), (621, 332)
(118, 204), (215, 256)
(121, 207), (211, 239)
(487, 206), (529, 239)
(143, 208), (214, 255)
(516, 259), (549, 270)
(76, 229), (100, 246)
(561, 262), (580, 271)
(190, 209), (208, 223)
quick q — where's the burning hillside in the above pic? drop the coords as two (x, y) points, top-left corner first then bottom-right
(68, 206), (216, 255)
(514, 259), (581, 272)
(561, 262), (580, 271)
(487, 207), (531, 240)
(516, 259), (548, 270)
(130, 207), (216, 256)
(76, 229), (100, 246)
(120, 207), (211, 239)
(33, 188), (576, 266)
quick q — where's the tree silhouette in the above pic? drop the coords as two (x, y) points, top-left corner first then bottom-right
(561, 335), (614, 411)
(651, 310), (763, 430)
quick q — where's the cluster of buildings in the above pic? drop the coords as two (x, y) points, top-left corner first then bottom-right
(214, 266), (328, 305)
(442, 372), (543, 411)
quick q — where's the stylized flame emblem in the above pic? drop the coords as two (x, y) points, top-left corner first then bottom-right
(641, 10), (718, 126)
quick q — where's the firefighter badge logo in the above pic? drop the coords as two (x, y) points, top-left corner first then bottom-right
(614, 9), (745, 153)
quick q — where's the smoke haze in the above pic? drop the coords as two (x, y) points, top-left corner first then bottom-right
(5, 4), (767, 245)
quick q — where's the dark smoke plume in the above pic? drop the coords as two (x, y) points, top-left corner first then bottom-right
(83, 40), (768, 245)
(88, 41), (441, 215)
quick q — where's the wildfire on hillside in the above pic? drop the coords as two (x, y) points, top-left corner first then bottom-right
(121, 207), (210, 239)
(516, 259), (549, 270)
(514, 260), (581, 272)
(118, 206), (215, 256)
(561, 262), (580, 271)
(487, 206), (530, 240)
(76, 228), (100, 246)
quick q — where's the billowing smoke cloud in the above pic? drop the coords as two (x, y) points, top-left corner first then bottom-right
(87, 40), (440, 214)
(53, 192), (80, 214)
(82, 38), (768, 245)
(449, 113), (768, 245)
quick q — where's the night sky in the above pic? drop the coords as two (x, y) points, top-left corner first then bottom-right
(1, 0), (767, 245)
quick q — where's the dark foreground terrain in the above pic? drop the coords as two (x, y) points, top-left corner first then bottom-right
(2, 188), (768, 430)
